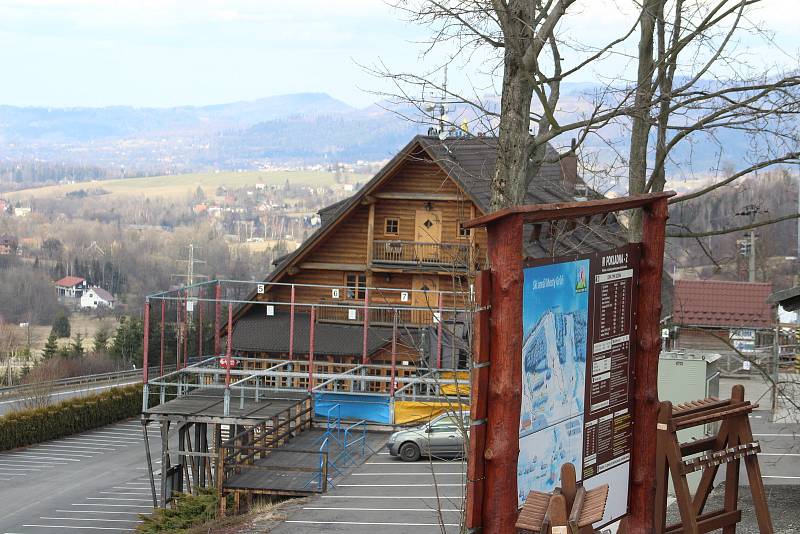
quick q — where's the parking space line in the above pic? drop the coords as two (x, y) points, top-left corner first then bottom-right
(0, 472), (25, 476)
(56, 510), (142, 515)
(321, 495), (464, 499)
(61, 438), (131, 446)
(39, 517), (142, 523)
(350, 472), (466, 477)
(73, 503), (153, 508)
(758, 453), (800, 457)
(285, 520), (460, 526)
(303, 506), (461, 512)
(762, 475), (800, 479)
(338, 483), (463, 487)
(753, 433), (799, 437)
(0, 460), (66, 466)
(100, 491), (153, 496)
(0, 466), (41, 471)
(23, 525), (136, 531)
(86, 498), (153, 502)
(4, 454), (83, 461)
(36, 444), (116, 452)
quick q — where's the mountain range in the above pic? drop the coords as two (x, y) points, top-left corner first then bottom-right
(0, 88), (783, 180)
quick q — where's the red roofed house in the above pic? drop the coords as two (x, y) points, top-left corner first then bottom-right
(669, 280), (775, 353)
(55, 276), (87, 299)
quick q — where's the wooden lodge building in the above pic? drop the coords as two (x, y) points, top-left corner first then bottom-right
(228, 135), (622, 385)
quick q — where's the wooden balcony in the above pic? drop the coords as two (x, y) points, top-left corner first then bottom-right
(372, 240), (478, 270)
(315, 300), (445, 327)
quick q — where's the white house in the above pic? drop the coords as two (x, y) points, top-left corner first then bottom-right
(80, 287), (116, 310)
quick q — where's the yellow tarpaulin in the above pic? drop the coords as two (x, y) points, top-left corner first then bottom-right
(394, 400), (469, 425)
(438, 371), (470, 396)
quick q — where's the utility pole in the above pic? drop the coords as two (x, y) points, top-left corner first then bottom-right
(735, 204), (768, 283)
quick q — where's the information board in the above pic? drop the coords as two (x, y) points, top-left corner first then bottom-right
(517, 244), (640, 526)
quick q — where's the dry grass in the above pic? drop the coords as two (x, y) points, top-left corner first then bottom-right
(25, 315), (119, 358)
(7, 170), (370, 201)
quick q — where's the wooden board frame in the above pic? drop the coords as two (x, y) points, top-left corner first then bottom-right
(463, 192), (674, 534)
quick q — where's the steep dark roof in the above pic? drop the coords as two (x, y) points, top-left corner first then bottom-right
(232, 311), (397, 355)
(417, 136), (573, 211)
(271, 134), (577, 273)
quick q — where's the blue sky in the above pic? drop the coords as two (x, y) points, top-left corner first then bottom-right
(0, 1), (796, 109)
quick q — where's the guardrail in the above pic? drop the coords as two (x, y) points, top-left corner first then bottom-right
(0, 365), (176, 400)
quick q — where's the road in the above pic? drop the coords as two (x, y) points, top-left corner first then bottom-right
(0, 381), (141, 417)
(0, 419), (161, 533)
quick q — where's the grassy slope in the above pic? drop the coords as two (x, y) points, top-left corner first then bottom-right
(6, 170), (370, 201)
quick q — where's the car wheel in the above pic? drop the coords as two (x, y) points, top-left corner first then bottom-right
(399, 442), (421, 462)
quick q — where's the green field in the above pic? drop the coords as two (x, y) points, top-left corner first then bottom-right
(7, 170), (371, 200)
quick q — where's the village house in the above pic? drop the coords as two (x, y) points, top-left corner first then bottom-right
(0, 234), (18, 255)
(225, 135), (625, 386)
(80, 287), (116, 310)
(667, 280), (775, 366)
(55, 276), (88, 299)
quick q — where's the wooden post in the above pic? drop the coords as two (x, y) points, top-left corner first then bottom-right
(483, 214), (523, 534)
(143, 299), (150, 384)
(176, 292), (183, 370)
(466, 270), (491, 529)
(366, 202), (375, 270)
(214, 282), (221, 356)
(183, 290), (189, 368)
(627, 197), (668, 534)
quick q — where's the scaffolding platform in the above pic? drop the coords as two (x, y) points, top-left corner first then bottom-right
(143, 387), (309, 426)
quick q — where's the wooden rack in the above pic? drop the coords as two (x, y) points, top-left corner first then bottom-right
(654, 384), (773, 534)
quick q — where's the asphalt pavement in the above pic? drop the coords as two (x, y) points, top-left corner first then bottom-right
(0, 419), (160, 533)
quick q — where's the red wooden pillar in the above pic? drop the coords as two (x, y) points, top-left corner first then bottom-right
(390, 309), (398, 397)
(176, 291), (183, 369)
(361, 287), (370, 364)
(225, 303), (233, 387)
(198, 287), (204, 358)
(308, 306), (316, 392)
(289, 284), (296, 360)
(182, 290), (189, 368)
(214, 282), (221, 356)
(627, 197), (668, 534)
(483, 214), (523, 534)
(159, 300), (165, 377)
(143, 300), (150, 383)
(436, 292), (444, 369)
(466, 270), (491, 528)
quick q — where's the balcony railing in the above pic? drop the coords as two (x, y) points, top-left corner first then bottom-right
(315, 300), (451, 327)
(372, 240), (476, 268)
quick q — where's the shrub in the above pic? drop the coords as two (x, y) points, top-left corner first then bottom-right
(137, 488), (228, 533)
(0, 384), (143, 451)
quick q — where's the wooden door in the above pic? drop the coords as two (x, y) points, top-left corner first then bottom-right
(414, 209), (442, 261)
(412, 275), (439, 324)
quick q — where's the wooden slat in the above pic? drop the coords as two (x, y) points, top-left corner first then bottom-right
(578, 484), (609, 527)
(515, 491), (552, 532)
(463, 191), (676, 228)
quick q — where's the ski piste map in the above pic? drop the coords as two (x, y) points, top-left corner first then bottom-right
(517, 245), (639, 527)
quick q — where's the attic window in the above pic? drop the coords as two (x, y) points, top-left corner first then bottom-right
(385, 218), (399, 236)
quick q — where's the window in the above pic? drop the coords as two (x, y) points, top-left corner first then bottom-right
(458, 223), (471, 238)
(430, 416), (460, 432)
(345, 273), (367, 300)
(385, 218), (399, 236)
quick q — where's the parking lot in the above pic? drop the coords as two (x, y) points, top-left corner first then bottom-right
(0, 420), (161, 534)
(273, 448), (466, 534)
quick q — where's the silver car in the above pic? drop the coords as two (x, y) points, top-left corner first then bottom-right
(386, 411), (470, 461)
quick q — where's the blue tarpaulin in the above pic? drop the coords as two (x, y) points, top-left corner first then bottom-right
(314, 392), (391, 424)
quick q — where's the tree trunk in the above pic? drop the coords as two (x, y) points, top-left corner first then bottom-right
(491, 50), (534, 211)
(627, 0), (659, 241)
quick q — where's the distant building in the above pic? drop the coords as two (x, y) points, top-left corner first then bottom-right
(0, 234), (18, 255)
(13, 206), (31, 217)
(55, 276), (87, 299)
(668, 280), (775, 352)
(80, 287), (116, 310)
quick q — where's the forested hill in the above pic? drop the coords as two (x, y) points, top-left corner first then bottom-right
(667, 170), (799, 290)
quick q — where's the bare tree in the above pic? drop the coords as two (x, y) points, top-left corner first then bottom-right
(376, 1), (799, 235)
